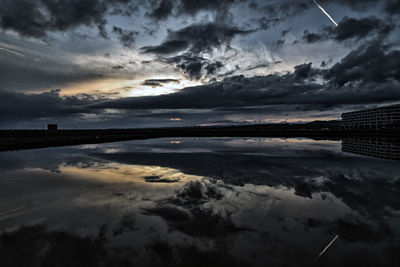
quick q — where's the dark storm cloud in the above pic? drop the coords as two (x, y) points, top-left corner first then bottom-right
(161, 53), (224, 80)
(247, 17), (281, 31)
(281, 28), (290, 36)
(304, 218), (391, 244)
(143, 175), (180, 183)
(1, 0), (399, 128)
(0, 57), (106, 92)
(92, 76), (399, 110)
(383, 0), (400, 14)
(331, 16), (394, 41)
(325, 41), (400, 86)
(245, 63), (269, 71)
(0, 89), (96, 124)
(293, 62), (313, 79)
(141, 22), (252, 80)
(245, 1), (314, 29)
(0, 0), (132, 38)
(333, 0), (400, 14)
(276, 39), (285, 46)
(251, 0), (400, 17)
(147, 0), (174, 20)
(162, 54), (204, 80)
(302, 30), (323, 43)
(178, 0), (242, 16)
(142, 40), (189, 55)
(204, 61), (223, 76)
(141, 23), (254, 55)
(112, 26), (139, 48)
(302, 16), (395, 43)
(147, 0), (245, 20)
(113, 104), (339, 126)
(111, 64), (124, 70)
(145, 0), (397, 23)
(94, 40), (400, 110)
(3, 38), (399, 127)
(141, 79), (180, 87)
(0, 0), (398, 41)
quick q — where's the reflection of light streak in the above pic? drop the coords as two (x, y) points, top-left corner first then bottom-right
(315, 235), (339, 261)
(313, 0), (338, 26)
(0, 205), (26, 220)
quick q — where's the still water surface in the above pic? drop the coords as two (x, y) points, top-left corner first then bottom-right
(0, 138), (399, 266)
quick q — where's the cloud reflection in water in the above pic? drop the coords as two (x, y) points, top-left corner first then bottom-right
(0, 137), (399, 266)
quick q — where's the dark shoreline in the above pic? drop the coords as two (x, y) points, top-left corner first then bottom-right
(1, 124), (399, 151)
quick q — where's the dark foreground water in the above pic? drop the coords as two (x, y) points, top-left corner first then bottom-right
(0, 137), (399, 267)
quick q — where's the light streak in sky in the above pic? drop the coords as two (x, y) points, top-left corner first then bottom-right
(313, 0), (338, 27)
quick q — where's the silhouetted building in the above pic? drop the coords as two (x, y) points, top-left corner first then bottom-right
(341, 104), (400, 129)
(47, 124), (58, 131)
(342, 137), (400, 160)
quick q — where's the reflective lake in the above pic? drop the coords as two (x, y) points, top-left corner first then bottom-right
(0, 137), (399, 267)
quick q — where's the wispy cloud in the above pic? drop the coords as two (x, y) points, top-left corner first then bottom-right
(0, 45), (26, 57)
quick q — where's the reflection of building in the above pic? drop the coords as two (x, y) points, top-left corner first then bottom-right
(341, 104), (400, 129)
(342, 137), (400, 160)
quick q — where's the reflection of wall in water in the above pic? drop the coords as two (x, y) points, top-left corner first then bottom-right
(342, 137), (400, 160)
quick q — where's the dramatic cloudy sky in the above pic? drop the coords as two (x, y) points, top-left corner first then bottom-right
(0, 0), (399, 128)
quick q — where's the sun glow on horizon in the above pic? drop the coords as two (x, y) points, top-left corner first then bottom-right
(58, 76), (203, 99)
